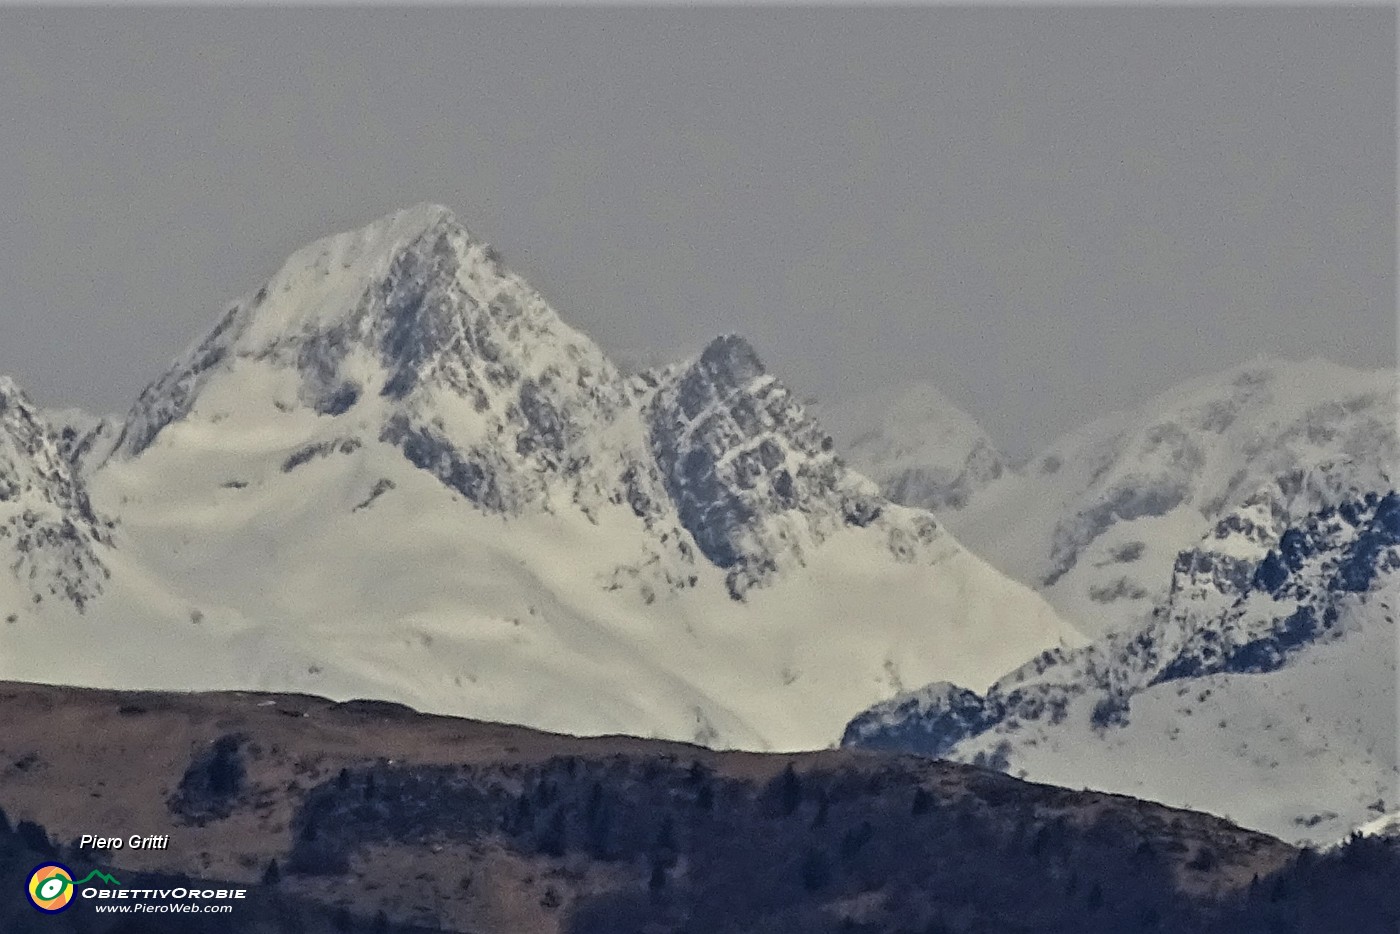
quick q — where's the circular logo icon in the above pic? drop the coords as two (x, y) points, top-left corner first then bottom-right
(27, 863), (75, 913)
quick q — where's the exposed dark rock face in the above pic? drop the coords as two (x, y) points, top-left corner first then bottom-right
(646, 335), (896, 597)
(381, 415), (509, 512)
(1151, 489), (1399, 683)
(1044, 483), (1191, 587)
(282, 437), (363, 473)
(111, 305), (249, 459)
(842, 682), (1001, 756)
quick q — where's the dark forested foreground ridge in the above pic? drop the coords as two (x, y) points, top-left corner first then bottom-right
(0, 682), (1394, 933)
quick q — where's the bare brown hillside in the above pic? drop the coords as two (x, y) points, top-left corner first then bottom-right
(0, 680), (1300, 933)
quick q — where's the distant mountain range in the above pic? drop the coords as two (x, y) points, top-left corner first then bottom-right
(1, 203), (1392, 849)
(835, 363), (1396, 845)
(827, 358), (1396, 639)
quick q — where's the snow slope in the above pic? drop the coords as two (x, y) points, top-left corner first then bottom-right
(0, 204), (1081, 752)
(845, 473), (1399, 844)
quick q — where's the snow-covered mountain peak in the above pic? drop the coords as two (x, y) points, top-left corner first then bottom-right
(646, 334), (904, 596)
(107, 203), (617, 465)
(235, 201), (464, 346)
(817, 380), (1011, 513)
(0, 204), (1092, 751)
(691, 333), (767, 387)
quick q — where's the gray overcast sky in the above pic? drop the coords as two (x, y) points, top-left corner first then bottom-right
(0, 7), (1392, 456)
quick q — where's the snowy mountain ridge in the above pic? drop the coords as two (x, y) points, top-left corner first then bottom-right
(648, 335), (929, 599)
(844, 466), (1399, 843)
(0, 204), (1081, 752)
(870, 356), (1400, 638)
(826, 352), (1398, 847)
(3, 199), (1390, 831)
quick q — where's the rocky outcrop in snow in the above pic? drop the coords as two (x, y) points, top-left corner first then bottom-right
(647, 335), (928, 598)
(0, 380), (113, 613)
(942, 357), (1399, 637)
(844, 467), (1399, 842)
